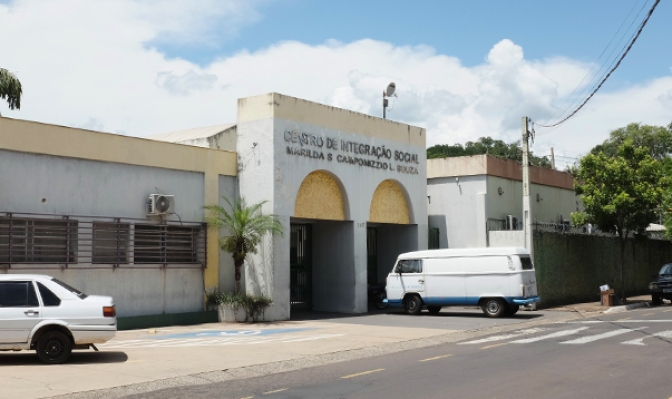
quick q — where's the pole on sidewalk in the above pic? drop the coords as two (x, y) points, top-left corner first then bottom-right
(522, 117), (533, 262)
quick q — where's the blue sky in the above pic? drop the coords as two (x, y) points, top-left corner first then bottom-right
(156, 0), (671, 87)
(1, 0), (670, 166)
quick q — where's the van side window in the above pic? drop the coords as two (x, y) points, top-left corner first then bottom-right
(395, 259), (422, 273)
(520, 256), (533, 270)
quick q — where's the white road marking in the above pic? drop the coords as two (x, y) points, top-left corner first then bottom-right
(562, 320), (672, 323)
(459, 328), (547, 345)
(97, 334), (342, 349)
(621, 330), (672, 346)
(511, 327), (589, 343)
(560, 328), (645, 344)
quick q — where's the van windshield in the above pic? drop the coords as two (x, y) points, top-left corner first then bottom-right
(520, 256), (534, 270)
(395, 259), (422, 273)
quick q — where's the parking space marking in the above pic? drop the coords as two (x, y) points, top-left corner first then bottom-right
(621, 330), (672, 346)
(419, 354), (452, 362)
(459, 328), (546, 345)
(511, 327), (589, 343)
(263, 388), (287, 395)
(481, 343), (507, 350)
(560, 328), (645, 344)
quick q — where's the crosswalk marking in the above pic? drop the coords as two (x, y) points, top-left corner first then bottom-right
(621, 330), (672, 346)
(510, 327), (589, 343)
(562, 320), (672, 324)
(459, 328), (546, 345)
(560, 328), (645, 344)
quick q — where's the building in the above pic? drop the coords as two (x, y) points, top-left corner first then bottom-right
(427, 154), (579, 249)
(1, 93), (427, 322)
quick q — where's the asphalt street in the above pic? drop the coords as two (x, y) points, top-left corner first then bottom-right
(121, 304), (672, 399)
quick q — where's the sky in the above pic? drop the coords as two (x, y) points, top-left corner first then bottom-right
(1, 0), (671, 168)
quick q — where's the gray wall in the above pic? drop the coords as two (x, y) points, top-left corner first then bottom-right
(377, 224), (419, 283)
(312, 220), (355, 313)
(217, 174), (238, 293)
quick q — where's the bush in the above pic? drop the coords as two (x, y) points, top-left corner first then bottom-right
(205, 290), (272, 322)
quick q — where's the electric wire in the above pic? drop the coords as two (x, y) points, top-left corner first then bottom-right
(540, 0), (648, 127)
(535, 0), (660, 129)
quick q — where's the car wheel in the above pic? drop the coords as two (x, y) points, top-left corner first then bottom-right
(427, 306), (441, 315)
(505, 304), (519, 316)
(652, 295), (663, 306)
(374, 292), (388, 309)
(404, 295), (423, 315)
(482, 298), (506, 318)
(37, 331), (72, 364)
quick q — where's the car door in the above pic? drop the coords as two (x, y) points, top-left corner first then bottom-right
(387, 259), (424, 301)
(0, 281), (42, 344)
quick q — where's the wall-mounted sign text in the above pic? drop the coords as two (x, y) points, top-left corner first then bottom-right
(283, 130), (420, 175)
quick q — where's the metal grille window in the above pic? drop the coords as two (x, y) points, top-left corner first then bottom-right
(134, 224), (200, 264)
(0, 218), (77, 264)
(92, 222), (130, 264)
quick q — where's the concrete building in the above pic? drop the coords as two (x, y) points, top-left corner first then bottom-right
(1, 93), (427, 322)
(427, 154), (578, 249)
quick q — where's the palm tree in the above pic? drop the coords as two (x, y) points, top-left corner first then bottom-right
(205, 197), (283, 293)
(0, 68), (22, 111)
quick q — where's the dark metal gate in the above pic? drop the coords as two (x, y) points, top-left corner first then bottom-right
(367, 227), (378, 284)
(290, 224), (312, 311)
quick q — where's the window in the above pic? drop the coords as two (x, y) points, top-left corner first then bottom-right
(520, 256), (534, 270)
(0, 218), (77, 264)
(134, 224), (200, 264)
(52, 279), (87, 299)
(92, 222), (130, 264)
(395, 259), (422, 273)
(0, 281), (39, 307)
(37, 282), (61, 306)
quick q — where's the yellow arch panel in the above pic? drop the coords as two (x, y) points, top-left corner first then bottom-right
(294, 171), (345, 220)
(370, 180), (410, 224)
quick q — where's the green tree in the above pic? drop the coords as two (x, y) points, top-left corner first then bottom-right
(205, 197), (284, 293)
(590, 123), (672, 161)
(427, 136), (551, 168)
(572, 141), (665, 302)
(0, 68), (22, 111)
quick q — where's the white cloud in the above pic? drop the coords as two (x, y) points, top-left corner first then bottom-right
(1, 0), (670, 165)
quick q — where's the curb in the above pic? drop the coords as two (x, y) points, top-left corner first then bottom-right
(603, 301), (650, 314)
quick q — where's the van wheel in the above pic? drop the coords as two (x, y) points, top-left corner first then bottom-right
(505, 304), (519, 316)
(482, 298), (506, 318)
(36, 331), (72, 364)
(427, 306), (441, 315)
(404, 295), (423, 315)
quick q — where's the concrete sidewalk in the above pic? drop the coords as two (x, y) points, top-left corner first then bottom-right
(0, 300), (654, 399)
(544, 294), (652, 314)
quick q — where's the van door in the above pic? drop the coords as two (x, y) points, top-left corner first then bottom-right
(519, 255), (538, 298)
(387, 259), (424, 304)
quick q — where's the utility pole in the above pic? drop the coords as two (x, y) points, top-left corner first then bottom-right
(383, 91), (388, 119)
(550, 147), (555, 170)
(522, 117), (533, 261)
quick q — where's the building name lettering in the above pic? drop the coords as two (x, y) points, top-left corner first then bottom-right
(283, 129), (420, 175)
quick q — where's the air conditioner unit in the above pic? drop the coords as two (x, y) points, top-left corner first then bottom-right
(505, 215), (518, 230)
(147, 194), (175, 215)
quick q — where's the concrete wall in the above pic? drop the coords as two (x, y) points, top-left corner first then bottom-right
(312, 220), (355, 313)
(217, 175), (238, 293)
(427, 175), (487, 248)
(377, 224), (419, 282)
(237, 93), (427, 320)
(489, 230), (525, 247)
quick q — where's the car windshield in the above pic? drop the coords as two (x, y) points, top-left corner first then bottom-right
(659, 264), (672, 275)
(51, 278), (88, 299)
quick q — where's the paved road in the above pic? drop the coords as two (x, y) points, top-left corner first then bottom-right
(121, 305), (672, 399)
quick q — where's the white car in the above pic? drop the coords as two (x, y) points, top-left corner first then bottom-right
(0, 274), (116, 364)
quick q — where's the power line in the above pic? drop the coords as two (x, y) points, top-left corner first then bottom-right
(535, 0), (660, 129)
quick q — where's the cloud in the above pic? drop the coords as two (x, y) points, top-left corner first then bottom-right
(1, 0), (670, 168)
(155, 70), (218, 96)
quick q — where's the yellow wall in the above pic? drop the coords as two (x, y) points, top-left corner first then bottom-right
(0, 117), (237, 291)
(294, 171), (345, 220)
(369, 180), (410, 224)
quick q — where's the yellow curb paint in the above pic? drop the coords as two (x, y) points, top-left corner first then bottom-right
(341, 369), (385, 379)
(481, 343), (507, 350)
(263, 388), (288, 395)
(419, 354), (452, 362)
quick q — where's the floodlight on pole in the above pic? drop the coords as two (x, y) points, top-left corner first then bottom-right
(383, 82), (396, 119)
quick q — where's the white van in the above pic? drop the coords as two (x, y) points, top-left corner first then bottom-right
(386, 247), (540, 317)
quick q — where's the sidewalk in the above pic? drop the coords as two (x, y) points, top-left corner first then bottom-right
(0, 299), (653, 399)
(544, 294), (652, 314)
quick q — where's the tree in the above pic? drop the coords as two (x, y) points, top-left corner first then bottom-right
(572, 141), (665, 302)
(0, 68), (22, 110)
(590, 123), (672, 161)
(427, 136), (551, 168)
(205, 197), (284, 293)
